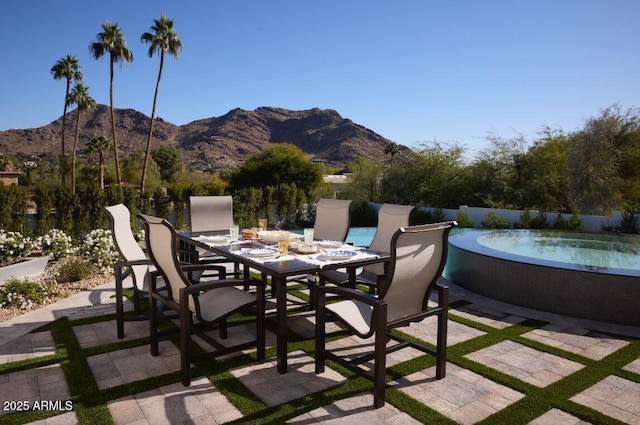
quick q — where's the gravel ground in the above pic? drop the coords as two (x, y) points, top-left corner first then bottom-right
(0, 259), (112, 322)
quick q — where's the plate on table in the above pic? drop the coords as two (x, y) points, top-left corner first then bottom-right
(257, 230), (288, 243)
(199, 235), (228, 243)
(319, 250), (357, 261)
(317, 240), (344, 249)
(246, 248), (279, 258)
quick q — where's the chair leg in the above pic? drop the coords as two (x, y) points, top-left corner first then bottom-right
(314, 291), (326, 374)
(149, 293), (159, 357)
(116, 271), (125, 339)
(180, 298), (192, 387)
(373, 303), (388, 408)
(436, 286), (449, 379)
(256, 283), (265, 362)
(220, 318), (228, 339)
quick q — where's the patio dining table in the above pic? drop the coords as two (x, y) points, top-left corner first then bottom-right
(177, 231), (390, 373)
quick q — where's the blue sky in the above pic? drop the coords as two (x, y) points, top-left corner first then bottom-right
(1, 0), (638, 158)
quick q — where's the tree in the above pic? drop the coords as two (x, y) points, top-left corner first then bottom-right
(383, 141), (401, 165)
(89, 22), (133, 187)
(151, 144), (182, 182)
(51, 54), (82, 186)
(66, 82), (96, 194)
(230, 144), (323, 196)
(86, 136), (111, 190)
(139, 15), (183, 193)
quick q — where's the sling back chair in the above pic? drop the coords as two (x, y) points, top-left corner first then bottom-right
(106, 204), (162, 339)
(319, 203), (415, 293)
(315, 221), (456, 408)
(188, 195), (243, 278)
(290, 198), (353, 302)
(138, 213), (265, 386)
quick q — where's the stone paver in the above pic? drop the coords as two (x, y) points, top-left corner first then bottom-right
(465, 340), (584, 387)
(571, 375), (640, 425)
(529, 408), (592, 424)
(73, 319), (149, 348)
(0, 364), (69, 416)
(24, 411), (79, 425)
(0, 330), (55, 363)
(287, 393), (423, 424)
(231, 350), (346, 406)
(108, 376), (242, 425)
(522, 324), (630, 360)
(398, 315), (486, 347)
(452, 303), (526, 329)
(394, 363), (524, 425)
(87, 340), (181, 389)
(192, 322), (277, 360)
(624, 357), (640, 375)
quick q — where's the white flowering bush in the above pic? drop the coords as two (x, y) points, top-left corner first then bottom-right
(0, 277), (59, 310)
(36, 229), (74, 260)
(0, 230), (34, 265)
(78, 229), (118, 275)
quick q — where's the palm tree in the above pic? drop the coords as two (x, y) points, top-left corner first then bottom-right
(384, 141), (401, 166)
(67, 83), (96, 194)
(89, 22), (133, 187)
(51, 55), (82, 186)
(139, 15), (183, 194)
(86, 136), (111, 190)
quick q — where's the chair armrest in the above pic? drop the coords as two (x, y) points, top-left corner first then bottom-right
(181, 278), (264, 295)
(317, 285), (382, 308)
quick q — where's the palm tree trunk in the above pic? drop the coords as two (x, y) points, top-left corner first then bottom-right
(99, 152), (105, 190)
(61, 79), (70, 187)
(72, 110), (81, 194)
(109, 58), (122, 186)
(140, 53), (164, 194)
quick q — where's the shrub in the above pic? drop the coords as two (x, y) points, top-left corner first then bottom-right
(37, 229), (74, 260)
(454, 211), (474, 228)
(514, 209), (548, 229)
(0, 231), (34, 265)
(614, 211), (639, 234)
(55, 257), (97, 283)
(480, 211), (509, 229)
(0, 277), (59, 310)
(78, 229), (118, 275)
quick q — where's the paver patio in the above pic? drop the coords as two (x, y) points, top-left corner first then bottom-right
(0, 277), (637, 424)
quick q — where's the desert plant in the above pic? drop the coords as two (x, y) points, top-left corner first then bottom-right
(37, 229), (74, 260)
(78, 228), (118, 274)
(55, 257), (96, 283)
(480, 211), (509, 229)
(454, 210), (474, 228)
(0, 277), (59, 310)
(0, 231), (34, 265)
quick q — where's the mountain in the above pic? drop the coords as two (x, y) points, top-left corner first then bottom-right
(0, 105), (397, 169)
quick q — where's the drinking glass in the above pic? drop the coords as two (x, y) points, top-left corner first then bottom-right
(258, 218), (267, 231)
(277, 234), (289, 254)
(229, 224), (239, 242)
(304, 228), (314, 244)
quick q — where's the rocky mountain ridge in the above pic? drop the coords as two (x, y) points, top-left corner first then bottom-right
(0, 105), (396, 169)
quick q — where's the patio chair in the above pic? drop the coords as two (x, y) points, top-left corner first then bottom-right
(105, 204), (162, 339)
(315, 221), (456, 408)
(290, 198), (353, 301)
(189, 195), (243, 277)
(138, 213), (265, 386)
(312, 198), (353, 242)
(319, 203), (415, 293)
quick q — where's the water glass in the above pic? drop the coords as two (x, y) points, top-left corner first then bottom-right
(258, 218), (267, 231)
(277, 234), (289, 254)
(229, 224), (239, 242)
(304, 228), (314, 244)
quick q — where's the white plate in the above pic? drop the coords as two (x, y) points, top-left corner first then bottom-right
(201, 235), (228, 243)
(318, 240), (344, 249)
(246, 248), (279, 257)
(319, 250), (357, 260)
